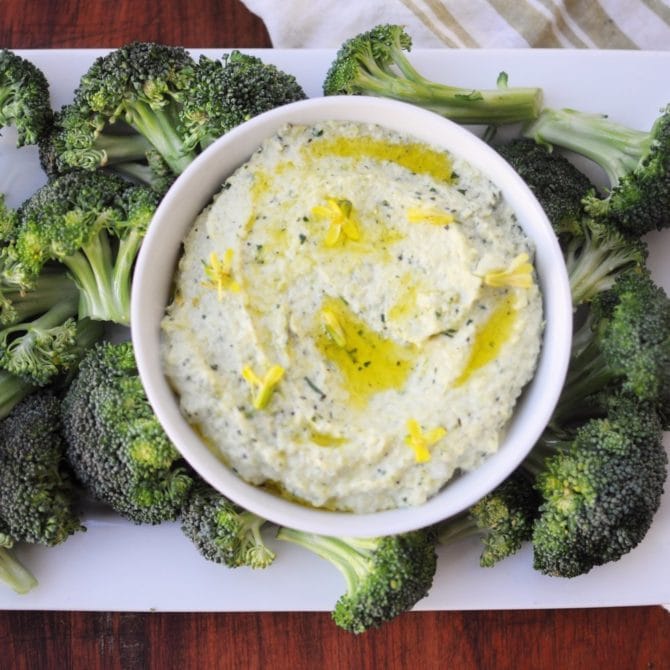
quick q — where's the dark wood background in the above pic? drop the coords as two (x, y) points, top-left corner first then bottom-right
(1, 1), (669, 668)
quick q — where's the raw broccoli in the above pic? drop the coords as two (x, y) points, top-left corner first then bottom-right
(4, 170), (159, 325)
(0, 392), (84, 592)
(180, 479), (275, 569)
(524, 105), (670, 236)
(180, 51), (306, 150)
(496, 138), (594, 236)
(0, 49), (52, 146)
(323, 25), (542, 125)
(61, 341), (194, 524)
(436, 469), (539, 567)
(277, 527), (437, 633)
(42, 105), (155, 176)
(0, 369), (35, 420)
(0, 542), (37, 594)
(554, 269), (670, 427)
(526, 393), (667, 577)
(59, 42), (197, 175)
(563, 217), (648, 305)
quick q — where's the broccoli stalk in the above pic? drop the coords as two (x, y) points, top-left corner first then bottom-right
(0, 545), (37, 594)
(563, 219), (647, 305)
(0, 370), (34, 420)
(180, 480), (275, 569)
(324, 25), (542, 125)
(435, 469), (539, 567)
(524, 106), (670, 236)
(0, 49), (52, 146)
(277, 527), (437, 633)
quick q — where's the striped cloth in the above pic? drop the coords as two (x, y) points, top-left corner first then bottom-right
(241, 0), (670, 49)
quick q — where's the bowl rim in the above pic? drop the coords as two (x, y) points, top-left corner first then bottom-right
(131, 95), (573, 537)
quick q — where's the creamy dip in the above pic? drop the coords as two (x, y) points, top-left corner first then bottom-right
(161, 120), (543, 513)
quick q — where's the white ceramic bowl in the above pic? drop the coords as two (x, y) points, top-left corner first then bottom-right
(131, 96), (572, 537)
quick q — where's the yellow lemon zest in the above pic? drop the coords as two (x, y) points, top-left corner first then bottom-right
(311, 198), (361, 246)
(483, 253), (534, 289)
(320, 307), (347, 347)
(202, 249), (240, 298)
(404, 419), (446, 463)
(406, 207), (454, 226)
(242, 364), (285, 410)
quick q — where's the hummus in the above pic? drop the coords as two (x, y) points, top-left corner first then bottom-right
(161, 120), (543, 513)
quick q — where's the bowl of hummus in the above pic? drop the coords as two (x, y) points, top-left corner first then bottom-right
(132, 96), (572, 537)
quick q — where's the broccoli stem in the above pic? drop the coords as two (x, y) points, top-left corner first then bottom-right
(1, 293), (77, 341)
(0, 546), (37, 594)
(111, 229), (144, 324)
(0, 370), (34, 419)
(63, 230), (131, 325)
(435, 512), (481, 546)
(524, 109), (649, 186)
(91, 132), (152, 165)
(277, 529), (372, 595)
(0, 272), (79, 326)
(126, 100), (194, 174)
(354, 52), (541, 125)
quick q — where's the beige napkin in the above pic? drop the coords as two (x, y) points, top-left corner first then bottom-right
(241, 0), (670, 49)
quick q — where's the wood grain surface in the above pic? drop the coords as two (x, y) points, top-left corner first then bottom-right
(1, 1), (669, 668)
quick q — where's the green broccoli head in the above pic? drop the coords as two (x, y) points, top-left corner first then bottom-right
(323, 24), (542, 125)
(0, 392), (83, 546)
(180, 51), (306, 150)
(524, 105), (670, 237)
(7, 170), (159, 325)
(0, 49), (52, 146)
(277, 527), (437, 633)
(68, 42), (197, 174)
(496, 138), (594, 236)
(180, 480), (275, 569)
(592, 269), (670, 412)
(61, 341), (193, 524)
(468, 469), (540, 567)
(532, 394), (667, 577)
(555, 269), (670, 426)
(436, 469), (539, 567)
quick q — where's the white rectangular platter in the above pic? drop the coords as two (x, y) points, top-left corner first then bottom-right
(0, 48), (668, 612)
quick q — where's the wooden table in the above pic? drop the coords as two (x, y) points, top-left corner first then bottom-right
(1, 1), (669, 668)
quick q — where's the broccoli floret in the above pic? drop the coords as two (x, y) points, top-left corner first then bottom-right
(180, 51), (306, 150)
(563, 217), (648, 305)
(180, 480), (275, 569)
(526, 394), (667, 577)
(323, 25), (542, 125)
(43, 105), (155, 176)
(277, 527), (437, 633)
(496, 138), (594, 236)
(436, 469), (539, 567)
(0, 49), (52, 146)
(6, 170), (159, 325)
(0, 266), (106, 385)
(0, 393), (84, 548)
(554, 270), (670, 426)
(524, 106), (670, 236)
(61, 341), (193, 524)
(61, 42), (197, 175)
